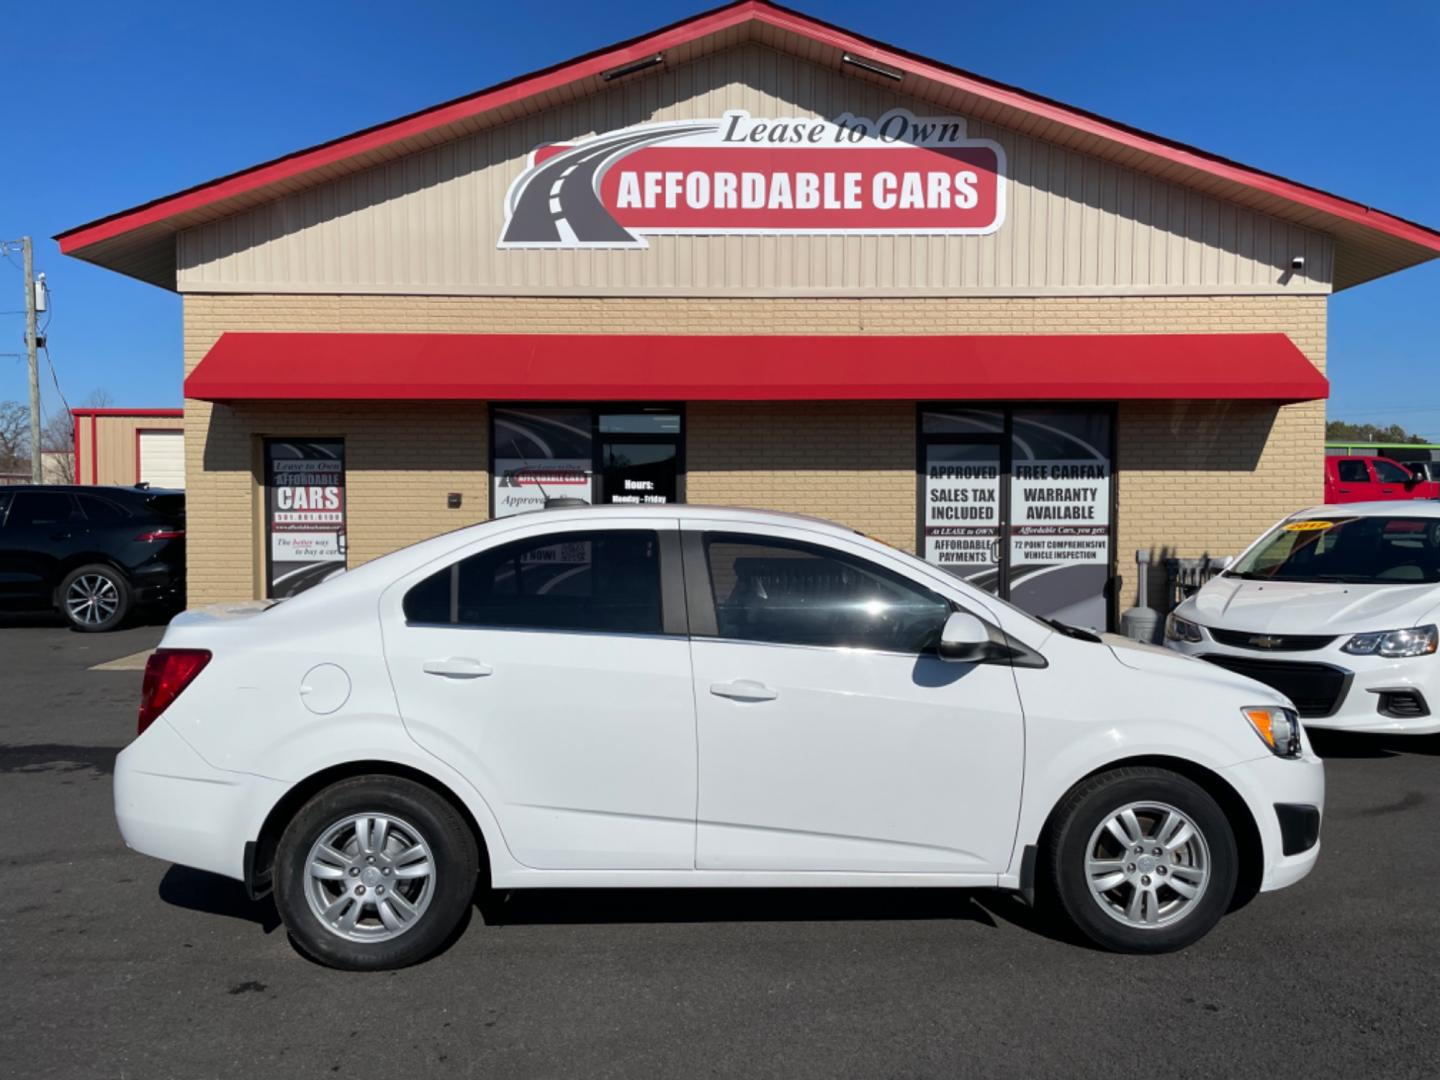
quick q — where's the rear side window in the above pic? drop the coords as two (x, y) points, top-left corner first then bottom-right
(701, 532), (952, 653)
(1336, 460), (1369, 483)
(404, 530), (663, 634)
(77, 494), (131, 523)
(1374, 460), (1411, 483)
(6, 492), (81, 527)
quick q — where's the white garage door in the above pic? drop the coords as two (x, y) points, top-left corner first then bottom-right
(138, 430), (185, 489)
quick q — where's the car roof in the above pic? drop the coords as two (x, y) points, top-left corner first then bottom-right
(0, 484), (183, 495)
(510, 502), (859, 532)
(1291, 501), (1440, 519)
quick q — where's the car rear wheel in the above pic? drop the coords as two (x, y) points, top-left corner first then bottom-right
(273, 776), (479, 970)
(58, 564), (131, 632)
(1045, 767), (1237, 953)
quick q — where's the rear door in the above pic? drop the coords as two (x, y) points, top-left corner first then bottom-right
(685, 524), (1025, 874)
(1330, 459), (1375, 503)
(381, 518), (698, 870)
(0, 491), (84, 607)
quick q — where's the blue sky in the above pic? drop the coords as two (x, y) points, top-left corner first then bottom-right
(2, 0), (1436, 434)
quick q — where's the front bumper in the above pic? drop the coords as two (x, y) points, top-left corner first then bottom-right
(1167, 634), (1440, 735)
(1221, 751), (1324, 893)
(114, 719), (285, 882)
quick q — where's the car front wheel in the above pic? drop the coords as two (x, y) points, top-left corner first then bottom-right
(58, 564), (131, 632)
(1046, 767), (1238, 953)
(273, 776), (479, 970)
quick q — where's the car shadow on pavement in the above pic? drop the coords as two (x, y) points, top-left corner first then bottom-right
(1308, 730), (1440, 759)
(159, 865), (282, 933)
(474, 886), (1087, 945)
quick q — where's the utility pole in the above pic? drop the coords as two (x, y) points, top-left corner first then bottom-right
(22, 237), (41, 483)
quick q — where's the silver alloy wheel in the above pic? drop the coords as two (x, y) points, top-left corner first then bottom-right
(304, 813), (436, 943)
(1084, 800), (1210, 929)
(65, 573), (120, 626)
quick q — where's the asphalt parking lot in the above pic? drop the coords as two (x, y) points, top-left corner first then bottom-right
(2, 621), (1438, 1080)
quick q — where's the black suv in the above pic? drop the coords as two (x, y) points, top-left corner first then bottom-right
(0, 485), (185, 631)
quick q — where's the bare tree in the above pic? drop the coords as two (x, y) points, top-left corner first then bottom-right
(0, 400), (29, 474)
(37, 390), (116, 483)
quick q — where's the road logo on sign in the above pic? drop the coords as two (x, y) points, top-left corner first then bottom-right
(498, 109), (1006, 249)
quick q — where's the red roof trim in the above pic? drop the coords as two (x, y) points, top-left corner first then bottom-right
(183, 332), (1329, 404)
(56, 0), (1440, 259)
(70, 408), (184, 418)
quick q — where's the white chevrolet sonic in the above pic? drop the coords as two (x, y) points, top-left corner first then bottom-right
(115, 506), (1322, 969)
(1166, 503), (1440, 735)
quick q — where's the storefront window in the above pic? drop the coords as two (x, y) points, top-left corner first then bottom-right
(1008, 408), (1112, 630)
(918, 405), (1114, 630)
(491, 406), (682, 516)
(264, 438), (347, 598)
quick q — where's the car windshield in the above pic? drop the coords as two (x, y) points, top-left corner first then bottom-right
(1228, 516), (1440, 584)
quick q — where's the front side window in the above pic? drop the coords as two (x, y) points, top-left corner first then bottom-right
(702, 532), (951, 653)
(404, 529), (664, 634)
(1374, 460), (1412, 483)
(1229, 516), (1440, 584)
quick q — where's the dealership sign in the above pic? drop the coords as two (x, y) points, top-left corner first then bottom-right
(499, 109), (1006, 248)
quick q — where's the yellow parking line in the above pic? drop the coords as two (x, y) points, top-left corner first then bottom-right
(90, 650), (154, 672)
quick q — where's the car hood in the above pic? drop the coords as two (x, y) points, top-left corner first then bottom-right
(1181, 575), (1440, 634)
(1101, 633), (1287, 701)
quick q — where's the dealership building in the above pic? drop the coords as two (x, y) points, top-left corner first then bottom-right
(57, 1), (1439, 625)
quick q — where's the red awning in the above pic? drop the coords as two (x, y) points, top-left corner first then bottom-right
(184, 332), (1328, 403)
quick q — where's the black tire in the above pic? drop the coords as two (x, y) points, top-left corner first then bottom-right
(273, 776), (479, 971)
(1044, 767), (1238, 954)
(57, 563), (132, 633)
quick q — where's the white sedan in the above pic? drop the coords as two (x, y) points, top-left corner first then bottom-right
(115, 505), (1322, 969)
(1166, 502), (1440, 735)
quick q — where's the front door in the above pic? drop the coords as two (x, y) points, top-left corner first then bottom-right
(686, 525), (1025, 874)
(382, 520), (697, 870)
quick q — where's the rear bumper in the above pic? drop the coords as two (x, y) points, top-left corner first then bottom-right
(1221, 752), (1325, 893)
(113, 720), (283, 881)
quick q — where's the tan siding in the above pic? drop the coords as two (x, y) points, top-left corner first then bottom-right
(177, 44), (1332, 298)
(184, 293), (1324, 609)
(76, 414), (185, 487)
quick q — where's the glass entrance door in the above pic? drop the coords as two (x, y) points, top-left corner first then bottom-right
(919, 405), (1115, 631)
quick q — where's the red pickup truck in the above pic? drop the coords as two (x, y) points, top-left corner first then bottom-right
(1325, 455), (1440, 503)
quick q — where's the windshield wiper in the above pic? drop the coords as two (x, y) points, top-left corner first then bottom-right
(1043, 617), (1103, 643)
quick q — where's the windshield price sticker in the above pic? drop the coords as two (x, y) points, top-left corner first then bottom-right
(1284, 520), (1337, 532)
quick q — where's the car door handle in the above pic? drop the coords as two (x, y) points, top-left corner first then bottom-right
(710, 679), (778, 702)
(1337, 488), (1352, 493)
(422, 657), (493, 679)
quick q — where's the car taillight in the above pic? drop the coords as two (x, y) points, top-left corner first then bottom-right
(135, 528), (185, 541)
(138, 648), (211, 735)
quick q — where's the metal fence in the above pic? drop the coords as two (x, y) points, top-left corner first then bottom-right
(1164, 557), (1229, 611)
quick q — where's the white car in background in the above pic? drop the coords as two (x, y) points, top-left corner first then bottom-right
(1166, 502), (1440, 735)
(115, 506), (1322, 970)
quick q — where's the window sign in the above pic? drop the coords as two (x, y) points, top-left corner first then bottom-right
(1008, 409), (1112, 630)
(265, 439), (346, 598)
(923, 443), (1001, 589)
(492, 408), (593, 517)
(491, 406), (683, 515)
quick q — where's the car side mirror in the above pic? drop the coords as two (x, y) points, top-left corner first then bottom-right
(938, 611), (1001, 663)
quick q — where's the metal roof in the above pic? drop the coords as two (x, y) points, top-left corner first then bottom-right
(56, 0), (1440, 291)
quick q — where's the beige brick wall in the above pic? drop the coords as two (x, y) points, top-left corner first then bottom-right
(184, 293), (1325, 610)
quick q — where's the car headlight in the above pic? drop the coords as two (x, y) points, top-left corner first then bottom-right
(1340, 624), (1438, 658)
(1165, 613), (1203, 643)
(1243, 706), (1303, 758)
